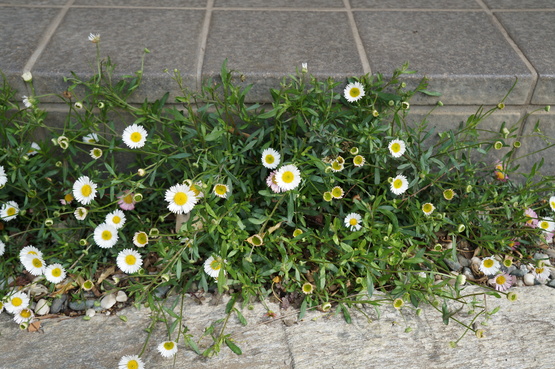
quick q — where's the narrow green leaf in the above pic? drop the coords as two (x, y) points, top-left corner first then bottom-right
(225, 338), (243, 355)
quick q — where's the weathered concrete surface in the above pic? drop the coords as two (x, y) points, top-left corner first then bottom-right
(0, 285), (554, 369)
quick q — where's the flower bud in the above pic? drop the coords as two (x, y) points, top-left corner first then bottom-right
(494, 141), (503, 150)
(137, 168), (146, 177)
(21, 71), (33, 82)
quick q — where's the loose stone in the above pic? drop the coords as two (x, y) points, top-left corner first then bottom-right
(100, 293), (117, 310)
(50, 294), (68, 314)
(116, 290), (128, 302)
(457, 254), (470, 268)
(523, 273), (536, 286)
(69, 301), (87, 311)
(85, 308), (96, 317)
(547, 279), (555, 289)
(35, 299), (50, 315)
(444, 258), (462, 272)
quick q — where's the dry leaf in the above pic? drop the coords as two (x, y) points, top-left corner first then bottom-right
(28, 321), (41, 332)
(97, 265), (116, 285)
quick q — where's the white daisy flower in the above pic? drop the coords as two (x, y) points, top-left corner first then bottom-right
(26, 142), (40, 156)
(105, 209), (126, 229)
(550, 196), (555, 212)
(93, 223), (118, 249)
(165, 183), (198, 214)
(274, 164), (301, 191)
(72, 176), (97, 205)
(388, 139), (406, 158)
(157, 340), (178, 358)
(44, 263), (67, 284)
(0, 165), (7, 187)
(21, 254), (46, 276)
(353, 155), (365, 167)
(89, 147), (103, 159)
(344, 212), (362, 231)
(204, 256), (226, 278)
(22, 95), (32, 108)
(88, 33), (100, 43)
(213, 184), (230, 199)
(532, 265), (551, 283)
(422, 203), (435, 216)
(343, 82), (365, 102)
(538, 217), (555, 233)
(261, 148), (281, 169)
(0, 240), (5, 256)
(4, 291), (30, 314)
(118, 355), (144, 369)
(133, 231), (149, 247)
(122, 124), (148, 149)
(390, 175), (409, 196)
(116, 249), (143, 274)
(479, 256), (500, 275)
(74, 207), (88, 221)
(82, 133), (99, 144)
(13, 307), (34, 324)
(0, 201), (19, 221)
(19, 245), (42, 260)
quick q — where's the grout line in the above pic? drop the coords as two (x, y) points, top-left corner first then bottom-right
(196, 0), (214, 89)
(343, 0), (371, 75)
(22, 0), (75, 74)
(475, 0), (538, 105)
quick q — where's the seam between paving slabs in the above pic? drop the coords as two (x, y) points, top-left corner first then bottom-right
(475, 0), (538, 106)
(344, 0), (371, 75)
(22, 0), (75, 75)
(196, 0), (214, 90)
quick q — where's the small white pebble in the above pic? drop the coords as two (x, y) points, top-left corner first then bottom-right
(86, 308), (95, 318)
(523, 273), (536, 286)
(35, 299), (50, 316)
(115, 290), (128, 302)
(100, 293), (117, 310)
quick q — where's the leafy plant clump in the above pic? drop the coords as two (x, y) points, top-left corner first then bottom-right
(1, 39), (554, 357)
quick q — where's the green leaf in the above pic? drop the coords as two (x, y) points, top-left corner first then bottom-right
(420, 89), (442, 97)
(225, 338), (243, 355)
(340, 303), (352, 324)
(234, 308), (248, 326)
(366, 271), (374, 298)
(225, 294), (237, 314)
(299, 298), (307, 319)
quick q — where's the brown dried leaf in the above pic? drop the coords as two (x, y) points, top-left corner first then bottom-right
(28, 321), (41, 332)
(97, 266), (116, 285)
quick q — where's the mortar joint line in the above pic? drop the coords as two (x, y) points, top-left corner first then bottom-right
(475, 0), (538, 106)
(196, 0), (214, 90)
(22, 0), (75, 74)
(343, 0), (371, 75)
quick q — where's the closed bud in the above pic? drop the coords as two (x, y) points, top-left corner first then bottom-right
(137, 168), (146, 176)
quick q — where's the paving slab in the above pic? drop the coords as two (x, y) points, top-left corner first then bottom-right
(350, 0), (480, 9)
(516, 110), (555, 178)
(31, 7), (204, 103)
(353, 10), (534, 105)
(494, 11), (555, 105)
(483, 0), (555, 9)
(202, 10), (364, 103)
(72, 0), (207, 7)
(213, 0), (344, 8)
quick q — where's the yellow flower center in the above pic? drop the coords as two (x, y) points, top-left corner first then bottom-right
(423, 204), (433, 213)
(393, 179), (403, 189)
(349, 218), (358, 226)
(130, 132), (142, 143)
(164, 341), (175, 350)
(536, 267), (544, 274)
(20, 309), (32, 318)
(125, 254), (136, 265)
(52, 268), (62, 277)
(331, 161), (342, 171)
(64, 194), (74, 202)
(127, 360), (139, 369)
(102, 230), (112, 240)
(551, 200), (555, 209)
(444, 190), (454, 200)
(331, 187), (343, 198)
(539, 221), (548, 230)
(81, 184), (92, 197)
(496, 171), (505, 180)
(210, 259), (221, 271)
(32, 258), (43, 268)
(265, 155), (275, 164)
(174, 192), (188, 206)
(353, 155), (364, 165)
(12, 297), (22, 307)
(123, 194), (134, 204)
(483, 259), (494, 268)
(112, 216), (121, 224)
(282, 171), (294, 184)
(391, 143), (401, 153)
(302, 283), (313, 293)
(323, 192), (332, 201)
(7, 207), (16, 216)
(28, 251), (38, 255)
(349, 87), (360, 98)
(136, 233), (147, 245)
(190, 184), (201, 196)
(495, 275), (506, 285)
(215, 185), (227, 195)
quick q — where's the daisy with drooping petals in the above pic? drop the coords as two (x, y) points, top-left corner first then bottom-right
(118, 191), (136, 211)
(523, 208), (538, 228)
(388, 139), (406, 158)
(82, 133), (99, 144)
(261, 148), (280, 169)
(106, 209), (126, 229)
(390, 175), (408, 196)
(344, 212), (362, 231)
(4, 291), (30, 314)
(532, 265), (551, 283)
(0, 201), (19, 221)
(479, 256), (500, 275)
(204, 256), (226, 278)
(0, 165), (8, 187)
(22, 95), (33, 108)
(44, 263), (67, 284)
(549, 196), (555, 212)
(133, 231), (149, 247)
(118, 355), (144, 369)
(74, 207), (88, 221)
(343, 81), (365, 103)
(158, 341), (178, 358)
(93, 223), (119, 249)
(274, 164), (301, 191)
(19, 245), (42, 260)
(165, 183), (198, 214)
(213, 184), (230, 198)
(21, 254), (46, 276)
(422, 203), (435, 216)
(489, 273), (514, 292)
(88, 33), (100, 43)
(266, 171), (283, 193)
(72, 176), (97, 205)
(89, 147), (103, 160)
(116, 249), (143, 274)
(331, 186), (344, 199)
(0, 240), (5, 256)
(353, 155), (365, 167)
(13, 308), (34, 324)
(25, 142), (40, 156)
(122, 124), (148, 149)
